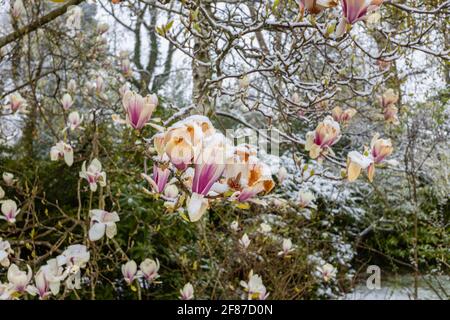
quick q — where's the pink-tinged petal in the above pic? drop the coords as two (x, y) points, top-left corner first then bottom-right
(192, 163), (226, 195)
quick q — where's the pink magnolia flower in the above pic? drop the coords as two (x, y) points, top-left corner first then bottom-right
(88, 210), (120, 241)
(122, 91), (158, 130)
(50, 141), (74, 167)
(137, 258), (160, 282)
(336, 0), (384, 36)
(8, 93), (27, 113)
(66, 111), (84, 131)
(180, 283), (194, 300)
(142, 164), (170, 194)
(1, 200), (20, 224)
(299, 0), (338, 16)
(305, 116), (341, 160)
(79, 158), (107, 192)
(121, 260), (138, 285)
(240, 270), (269, 300)
(61, 93), (74, 110)
(331, 106), (357, 124)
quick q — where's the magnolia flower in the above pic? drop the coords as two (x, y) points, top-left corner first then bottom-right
(298, 190), (315, 208)
(61, 93), (73, 110)
(50, 141), (74, 167)
(67, 79), (77, 93)
(57, 244), (90, 290)
(0, 283), (14, 300)
(239, 233), (251, 249)
(8, 93), (27, 113)
(259, 222), (272, 234)
(278, 238), (294, 256)
(384, 104), (400, 125)
(305, 116), (341, 160)
(367, 133), (393, 181)
(336, 0), (384, 36)
(186, 133), (234, 222)
(138, 258), (160, 282)
(230, 220), (239, 232)
(0, 238), (13, 267)
(66, 5), (83, 30)
(122, 91), (158, 130)
(2, 172), (14, 186)
(0, 186), (4, 199)
(233, 161), (275, 202)
(28, 259), (66, 299)
(142, 164), (170, 194)
(1, 200), (20, 224)
(121, 59), (132, 77)
(88, 210), (120, 241)
(380, 89), (399, 108)
(11, 0), (25, 19)
(163, 115), (215, 170)
(331, 106), (357, 123)
(299, 0), (338, 16)
(79, 158), (107, 192)
(346, 150), (373, 182)
(67, 111), (84, 131)
(122, 260), (138, 285)
(240, 270), (269, 300)
(180, 283), (194, 300)
(317, 263), (337, 282)
(7, 264), (32, 293)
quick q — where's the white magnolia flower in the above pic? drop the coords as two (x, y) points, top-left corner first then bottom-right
(88, 210), (120, 241)
(79, 158), (107, 192)
(0, 186), (4, 199)
(240, 270), (269, 300)
(230, 220), (239, 232)
(137, 258), (160, 282)
(163, 184), (179, 199)
(0, 200), (20, 224)
(278, 238), (294, 256)
(7, 264), (33, 293)
(239, 233), (251, 249)
(317, 263), (337, 282)
(11, 0), (25, 19)
(179, 282), (194, 300)
(57, 244), (90, 290)
(298, 190), (315, 208)
(2, 172), (14, 186)
(61, 93), (74, 110)
(0, 238), (13, 267)
(50, 141), (74, 167)
(67, 111), (84, 131)
(121, 260), (137, 285)
(28, 259), (67, 299)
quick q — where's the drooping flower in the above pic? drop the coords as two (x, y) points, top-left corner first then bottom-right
(137, 258), (160, 282)
(79, 158), (107, 192)
(239, 233), (251, 249)
(122, 91), (158, 130)
(278, 238), (294, 256)
(331, 106), (357, 124)
(121, 260), (138, 285)
(142, 164), (170, 194)
(50, 141), (74, 167)
(180, 283), (194, 300)
(8, 93), (27, 113)
(316, 263), (337, 282)
(67, 111), (84, 131)
(305, 116), (341, 160)
(0, 238), (13, 268)
(0, 200), (20, 224)
(299, 0), (338, 16)
(88, 210), (120, 241)
(298, 190), (315, 208)
(2, 172), (14, 186)
(61, 93), (74, 110)
(7, 264), (33, 293)
(240, 270), (269, 300)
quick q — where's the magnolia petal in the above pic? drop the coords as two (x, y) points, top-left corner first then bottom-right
(187, 193), (209, 222)
(89, 223), (106, 241)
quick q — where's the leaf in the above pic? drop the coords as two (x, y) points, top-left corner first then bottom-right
(235, 202), (250, 210)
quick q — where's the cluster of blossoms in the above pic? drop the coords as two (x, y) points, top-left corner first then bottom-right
(380, 89), (400, 125)
(121, 258), (160, 285)
(0, 244), (90, 300)
(143, 115), (276, 222)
